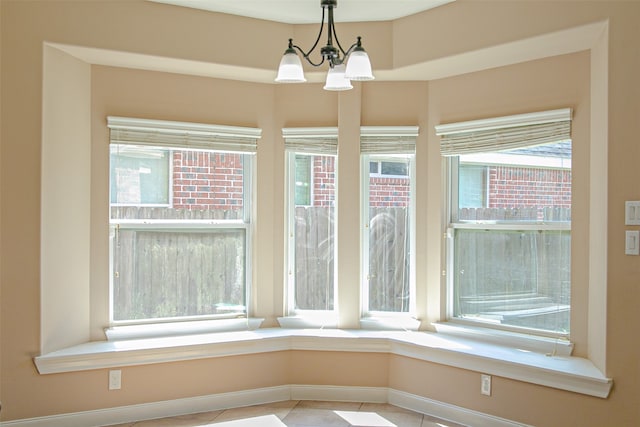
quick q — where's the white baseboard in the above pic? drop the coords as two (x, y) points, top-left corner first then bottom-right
(388, 389), (531, 427)
(0, 386), (291, 427)
(0, 385), (530, 427)
(289, 384), (388, 403)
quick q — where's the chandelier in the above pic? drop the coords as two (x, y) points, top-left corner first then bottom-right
(275, 0), (375, 91)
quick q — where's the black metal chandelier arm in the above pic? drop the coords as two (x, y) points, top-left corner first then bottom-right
(293, 5), (327, 66)
(329, 15), (349, 58)
(291, 43), (327, 67)
(342, 37), (362, 58)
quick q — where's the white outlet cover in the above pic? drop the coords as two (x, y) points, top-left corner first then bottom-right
(109, 369), (122, 390)
(481, 374), (491, 396)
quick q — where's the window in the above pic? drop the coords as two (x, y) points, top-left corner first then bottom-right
(108, 117), (260, 325)
(458, 164), (486, 208)
(110, 145), (171, 206)
(283, 128), (338, 316)
(294, 154), (312, 206)
(369, 160), (409, 177)
(360, 127), (418, 319)
(438, 109), (572, 337)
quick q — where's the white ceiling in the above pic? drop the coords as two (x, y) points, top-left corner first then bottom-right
(149, 0), (454, 24)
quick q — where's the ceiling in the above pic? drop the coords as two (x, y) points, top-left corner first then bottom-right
(149, 0), (455, 24)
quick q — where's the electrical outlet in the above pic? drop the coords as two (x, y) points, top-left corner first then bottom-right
(481, 374), (492, 396)
(109, 370), (121, 390)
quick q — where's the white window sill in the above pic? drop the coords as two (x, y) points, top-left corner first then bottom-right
(277, 314), (420, 331)
(277, 313), (338, 329)
(432, 321), (574, 357)
(360, 315), (421, 331)
(105, 318), (264, 341)
(33, 328), (612, 398)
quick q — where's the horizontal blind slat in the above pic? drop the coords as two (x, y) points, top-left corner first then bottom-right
(284, 138), (338, 155)
(437, 110), (571, 156)
(360, 136), (416, 154)
(360, 126), (419, 155)
(108, 117), (260, 153)
(283, 127), (338, 155)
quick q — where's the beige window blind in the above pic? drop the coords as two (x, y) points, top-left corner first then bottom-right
(360, 126), (419, 154)
(283, 127), (339, 155)
(435, 108), (571, 156)
(108, 116), (261, 153)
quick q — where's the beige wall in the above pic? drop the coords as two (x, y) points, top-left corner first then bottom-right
(428, 52), (591, 357)
(2, 0), (639, 425)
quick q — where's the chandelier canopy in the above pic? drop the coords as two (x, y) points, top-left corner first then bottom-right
(275, 0), (374, 91)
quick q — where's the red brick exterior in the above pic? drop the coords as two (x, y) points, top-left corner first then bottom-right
(308, 156), (411, 208)
(311, 156), (336, 207)
(489, 166), (571, 208)
(369, 177), (411, 207)
(169, 152), (570, 212)
(172, 151), (244, 210)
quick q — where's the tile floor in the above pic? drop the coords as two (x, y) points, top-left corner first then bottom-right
(105, 400), (467, 427)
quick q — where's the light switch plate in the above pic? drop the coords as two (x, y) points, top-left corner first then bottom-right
(625, 230), (640, 255)
(625, 201), (640, 225)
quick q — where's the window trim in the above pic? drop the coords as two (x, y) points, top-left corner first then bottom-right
(439, 110), (574, 345)
(360, 126), (419, 327)
(107, 117), (260, 331)
(361, 153), (417, 318)
(282, 128), (339, 319)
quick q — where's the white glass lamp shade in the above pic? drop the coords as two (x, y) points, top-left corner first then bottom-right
(275, 51), (306, 83)
(323, 64), (353, 91)
(344, 50), (374, 81)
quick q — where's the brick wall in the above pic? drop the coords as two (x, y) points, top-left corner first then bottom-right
(172, 151), (244, 210)
(309, 156), (411, 208)
(169, 154), (570, 212)
(311, 156), (336, 207)
(369, 177), (410, 207)
(489, 166), (571, 208)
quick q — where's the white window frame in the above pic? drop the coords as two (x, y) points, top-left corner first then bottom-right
(359, 127), (420, 330)
(445, 156), (572, 338)
(436, 109), (575, 346)
(280, 128), (339, 328)
(106, 117), (261, 336)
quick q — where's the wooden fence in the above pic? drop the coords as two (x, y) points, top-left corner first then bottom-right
(459, 206), (571, 221)
(293, 206), (335, 310)
(112, 206), (570, 330)
(112, 206), (412, 318)
(293, 206), (410, 312)
(111, 206), (245, 321)
(454, 207), (571, 333)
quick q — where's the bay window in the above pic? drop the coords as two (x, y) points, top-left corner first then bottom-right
(437, 109), (572, 338)
(360, 127), (418, 323)
(283, 128), (338, 320)
(107, 117), (260, 326)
